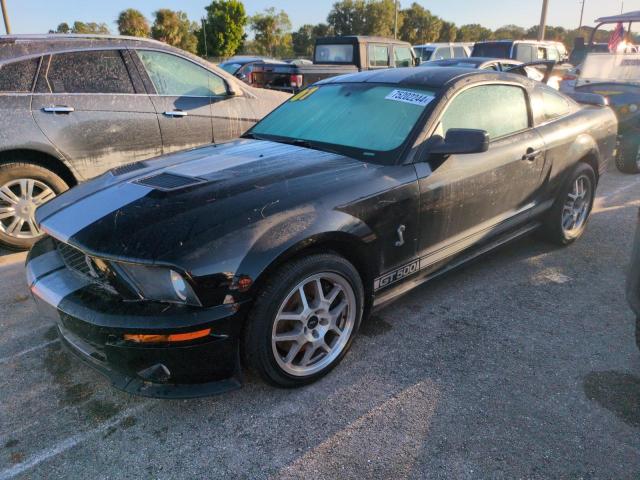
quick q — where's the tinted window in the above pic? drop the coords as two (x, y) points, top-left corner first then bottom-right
(369, 45), (389, 67)
(37, 51), (134, 94)
(453, 46), (467, 58)
(394, 47), (413, 67)
(541, 88), (571, 121)
(472, 42), (512, 59)
(440, 85), (529, 140)
(434, 47), (452, 60)
(415, 47), (434, 61)
(0, 58), (39, 92)
(138, 50), (226, 96)
(315, 44), (354, 63)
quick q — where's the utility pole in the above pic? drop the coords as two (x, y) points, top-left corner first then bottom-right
(394, 0), (398, 39)
(201, 18), (208, 58)
(1, 0), (10, 35)
(538, 0), (549, 41)
(578, 0), (586, 30)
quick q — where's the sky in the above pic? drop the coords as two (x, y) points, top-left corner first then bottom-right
(5, 0), (640, 35)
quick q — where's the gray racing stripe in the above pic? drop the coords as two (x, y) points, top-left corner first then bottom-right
(31, 268), (90, 308)
(40, 182), (151, 242)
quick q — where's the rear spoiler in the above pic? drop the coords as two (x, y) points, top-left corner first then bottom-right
(565, 92), (609, 107)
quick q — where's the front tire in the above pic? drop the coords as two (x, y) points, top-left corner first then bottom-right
(0, 162), (68, 251)
(243, 253), (364, 388)
(540, 162), (596, 246)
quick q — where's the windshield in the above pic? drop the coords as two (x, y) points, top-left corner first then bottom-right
(250, 83), (436, 162)
(220, 63), (242, 74)
(315, 44), (354, 63)
(472, 43), (512, 58)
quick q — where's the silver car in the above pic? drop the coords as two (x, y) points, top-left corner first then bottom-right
(0, 34), (289, 250)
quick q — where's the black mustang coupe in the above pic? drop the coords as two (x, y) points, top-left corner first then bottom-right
(27, 68), (618, 398)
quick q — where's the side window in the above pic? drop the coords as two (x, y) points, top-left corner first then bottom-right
(36, 50), (135, 94)
(440, 84), (530, 141)
(537, 47), (546, 60)
(436, 47), (452, 60)
(137, 50), (227, 97)
(453, 46), (466, 58)
(394, 47), (413, 67)
(515, 44), (533, 62)
(0, 58), (39, 93)
(546, 47), (559, 62)
(541, 88), (571, 121)
(368, 44), (389, 67)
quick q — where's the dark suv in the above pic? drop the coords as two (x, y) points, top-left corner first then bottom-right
(0, 34), (288, 250)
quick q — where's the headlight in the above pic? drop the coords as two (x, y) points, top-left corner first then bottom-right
(116, 263), (201, 306)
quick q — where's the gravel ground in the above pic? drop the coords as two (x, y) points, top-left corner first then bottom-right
(0, 167), (639, 479)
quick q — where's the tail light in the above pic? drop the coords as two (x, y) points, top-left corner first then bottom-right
(290, 74), (303, 89)
(562, 74), (577, 81)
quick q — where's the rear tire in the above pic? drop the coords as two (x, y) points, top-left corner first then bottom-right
(540, 162), (596, 246)
(0, 162), (68, 251)
(615, 136), (640, 174)
(243, 253), (364, 388)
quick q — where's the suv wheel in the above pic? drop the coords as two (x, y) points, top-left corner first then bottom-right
(243, 253), (364, 388)
(0, 162), (68, 251)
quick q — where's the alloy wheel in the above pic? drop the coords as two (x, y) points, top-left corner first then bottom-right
(0, 178), (56, 240)
(271, 272), (356, 377)
(561, 174), (592, 237)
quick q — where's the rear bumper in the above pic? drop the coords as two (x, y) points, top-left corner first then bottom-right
(27, 237), (249, 399)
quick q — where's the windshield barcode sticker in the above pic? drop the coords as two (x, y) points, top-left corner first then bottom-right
(385, 90), (434, 106)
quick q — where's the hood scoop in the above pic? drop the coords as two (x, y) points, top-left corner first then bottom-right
(112, 161), (147, 176)
(135, 172), (205, 191)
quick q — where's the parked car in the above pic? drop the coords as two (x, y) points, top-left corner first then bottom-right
(0, 34), (289, 250)
(627, 207), (640, 352)
(472, 40), (565, 64)
(26, 67), (617, 398)
(413, 43), (471, 62)
(218, 56), (286, 85)
(250, 36), (418, 93)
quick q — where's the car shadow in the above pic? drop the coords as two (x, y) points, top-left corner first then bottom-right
(584, 371), (640, 428)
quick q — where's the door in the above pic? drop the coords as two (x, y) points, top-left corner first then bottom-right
(134, 50), (222, 153)
(417, 83), (546, 266)
(31, 50), (163, 180)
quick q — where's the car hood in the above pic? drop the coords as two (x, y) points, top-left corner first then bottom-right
(37, 140), (381, 266)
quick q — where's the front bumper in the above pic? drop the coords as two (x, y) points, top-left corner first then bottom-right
(26, 237), (249, 399)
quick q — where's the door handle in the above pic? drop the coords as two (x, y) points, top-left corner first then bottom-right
(522, 148), (541, 161)
(164, 110), (188, 118)
(42, 106), (74, 114)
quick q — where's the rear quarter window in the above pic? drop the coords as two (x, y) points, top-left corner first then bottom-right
(541, 88), (572, 121)
(0, 58), (39, 93)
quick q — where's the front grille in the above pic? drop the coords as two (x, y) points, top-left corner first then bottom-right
(135, 172), (204, 191)
(55, 241), (117, 294)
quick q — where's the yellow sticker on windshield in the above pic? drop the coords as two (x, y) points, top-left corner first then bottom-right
(290, 86), (318, 102)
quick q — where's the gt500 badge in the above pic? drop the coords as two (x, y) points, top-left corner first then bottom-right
(374, 260), (420, 290)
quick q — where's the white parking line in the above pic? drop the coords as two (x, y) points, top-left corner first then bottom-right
(0, 402), (152, 480)
(0, 339), (59, 365)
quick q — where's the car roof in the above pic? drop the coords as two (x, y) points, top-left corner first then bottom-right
(316, 35), (411, 46)
(317, 66), (530, 90)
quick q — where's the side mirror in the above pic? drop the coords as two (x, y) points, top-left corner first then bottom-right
(428, 129), (490, 156)
(414, 57), (421, 66)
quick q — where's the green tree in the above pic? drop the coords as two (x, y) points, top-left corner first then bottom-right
(292, 24), (316, 57)
(437, 21), (457, 42)
(68, 21), (110, 34)
(250, 8), (293, 57)
(53, 22), (70, 33)
(200, 0), (247, 58)
(364, 0), (397, 37)
(151, 9), (198, 53)
(117, 9), (150, 37)
(398, 3), (442, 44)
(457, 24), (493, 42)
(526, 25), (567, 42)
(327, 0), (367, 35)
(493, 24), (526, 40)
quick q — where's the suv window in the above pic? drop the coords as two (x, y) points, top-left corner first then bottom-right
(315, 44), (354, 63)
(368, 44), (389, 67)
(541, 88), (571, 121)
(137, 50), (227, 97)
(453, 46), (467, 58)
(0, 58), (39, 93)
(546, 47), (560, 62)
(440, 84), (529, 140)
(36, 50), (135, 94)
(434, 47), (452, 60)
(394, 46), (413, 67)
(514, 44), (535, 62)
